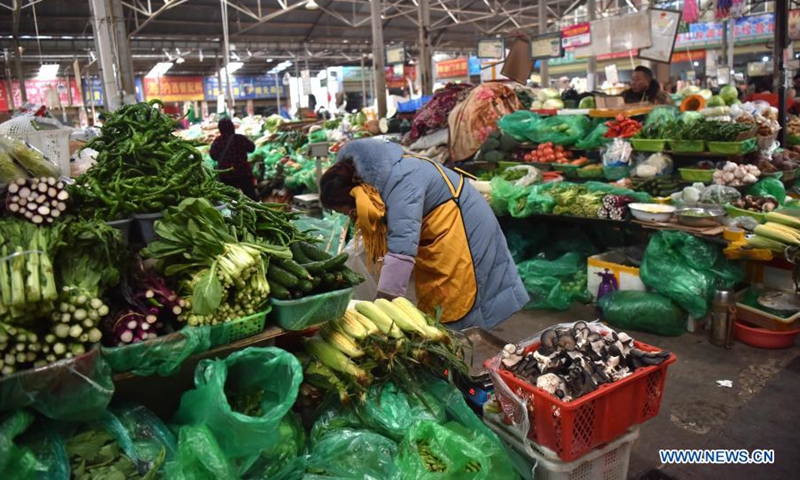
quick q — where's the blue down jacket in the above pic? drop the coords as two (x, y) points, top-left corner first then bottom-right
(339, 138), (528, 330)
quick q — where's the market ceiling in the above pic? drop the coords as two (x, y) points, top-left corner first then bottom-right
(0, 0), (602, 78)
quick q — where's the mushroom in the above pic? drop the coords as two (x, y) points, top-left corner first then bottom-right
(501, 344), (524, 368)
(536, 373), (567, 397)
(557, 332), (577, 351)
(539, 328), (557, 355)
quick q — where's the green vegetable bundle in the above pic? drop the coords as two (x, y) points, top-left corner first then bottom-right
(70, 101), (237, 220)
(142, 198), (291, 326)
(266, 241), (364, 300)
(551, 185), (605, 217)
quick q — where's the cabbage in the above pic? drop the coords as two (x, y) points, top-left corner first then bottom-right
(678, 86), (700, 98)
(679, 111), (703, 125)
(530, 100), (543, 110)
(706, 95), (726, 107)
(536, 88), (560, 102)
(578, 96), (596, 109)
(699, 89), (713, 101)
(542, 99), (565, 110)
(720, 85), (739, 104)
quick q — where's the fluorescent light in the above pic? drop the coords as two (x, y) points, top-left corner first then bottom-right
(36, 64), (60, 80)
(146, 61), (173, 78)
(267, 58), (274, 63)
(693, 61), (699, 67)
(306, 0), (319, 9)
(220, 61), (244, 77)
(762, 56), (769, 62)
(176, 57), (185, 64)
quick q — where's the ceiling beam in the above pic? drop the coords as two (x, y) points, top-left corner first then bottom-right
(129, 0), (191, 37)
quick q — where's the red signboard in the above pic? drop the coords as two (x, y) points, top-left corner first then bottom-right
(4, 78), (83, 109)
(384, 65), (417, 89)
(436, 58), (469, 79)
(562, 22), (591, 48)
(143, 76), (205, 102)
(671, 50), (706, 63)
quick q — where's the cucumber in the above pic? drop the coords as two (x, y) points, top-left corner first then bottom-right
(290, 242), (311, 264)
(267, 264), (299, 288)
(304, 252), (349, 274)
(340, 268), (365, 286)
(269, 282), (291, 300)
(311, 276), (322, 288)
(299, 242), (332, 262)
(297, 279), (314, 293)
(321, 272), (336, 288)
(274, 257), (312, 279)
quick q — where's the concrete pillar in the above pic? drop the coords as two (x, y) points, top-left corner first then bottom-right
(586, 0), (597, 90)
(12, 1), (26, 103)
(109, 0), (135, 102)
(360, 55), (368, 109)
(417, 0), (432, 95)
(370, 0), (387, 117)
(538, 0), (548, 87)
(88, 0), (122, 109)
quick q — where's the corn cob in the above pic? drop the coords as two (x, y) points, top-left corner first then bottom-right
(747, 235), (789, 252)
(355, 301), (404, 338)
(765, 211), (800, 230)
(754, 224), (800, 245)
(333, 311), (372, 339)
(319, 324), (364, 358)
(375, 298), (432, 337)
(345, 309), (380, 335)
(390, 297), (448, 341)
(762, 222), (800, 240)
(303, 337), (369, 383)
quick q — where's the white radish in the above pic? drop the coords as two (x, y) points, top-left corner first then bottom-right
(56, 191), (69, 201)
(7, 183), (19, 194)
(37, 205), (50, 216)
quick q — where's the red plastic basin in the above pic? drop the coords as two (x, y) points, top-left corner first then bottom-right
(734, 321), (800, 349)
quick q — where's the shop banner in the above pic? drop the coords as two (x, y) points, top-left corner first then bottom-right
(676, 22), (724, 48)
(436, 58), (468, 79)
(597, 50), (639, 61)
(8, 78), (83, 108)
(671, 50), (705, 63)
(0, 81), (10, 111)
(675, 14), (773, 49)
(143, 76), (205, 102)
(791, 10), (800, 41)
(83, 77), (104, 106)
(203, 76), (284, 101)
(733, 13), (774, 40)
(384, 65), (416, 89)
(562, 22), (591, 49)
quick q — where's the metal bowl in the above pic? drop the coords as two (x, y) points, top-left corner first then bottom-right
(675, 206), (726, 227)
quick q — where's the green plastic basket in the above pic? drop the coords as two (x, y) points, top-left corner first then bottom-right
(576, 166), (604, 179)
(668, 140), (706, 153)
(603, 165), (631, 181)
(707, 138), (757, 155)
(270, 287), (354, 331)
(724, 203), (767, 224)
(678, 168), (714, 183)
(631, 139), (666, 152)
(208, 307), (270, 347)
(552, 163), (581, 178)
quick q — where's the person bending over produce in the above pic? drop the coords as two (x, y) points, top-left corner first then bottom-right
(210, 118), (257, 199)
(319, 138), (529, 330)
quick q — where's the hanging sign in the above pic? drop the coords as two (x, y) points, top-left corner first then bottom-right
(531, 32), (563, 60)
(385, 44), (405, 65)
(561, 22), (591, 49)
(604, 65), (619, 85)
(477, 38), (505, 59)
(638, 9), (681, 63)
(671, 50), (706, 64)
(790, 10), (800, 41)
(436, 58), (469, 79)
(143, 76), (205, 102)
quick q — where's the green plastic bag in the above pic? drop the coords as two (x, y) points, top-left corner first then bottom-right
(0, 410), (40, 479)
(747, 177), (786, 204)
(489, 177), (529, 217)
(530, 115), (591, 146)
(395, 421), (517, 479)
(165, 425), (238, 480)
(574, 123), (610, 150)
(109, 403), (177, 472)
(597, 291), (685, 336)
(101, 326), (212, 377)
(643, 106), (678, 127)
(583, 181), (653, 203)
(641, 231), (743, 318)
(293, 213), (351, 255)
(305, 428), (399, 479)
(172, 347), (303, 464)
(0, 349), (114, 421)
(498, 111), (542, 142)
(511, 184), (557, 218)
(240, 412), (306, 479)
(505, 223), (550, 263)
(517, 253), (591, 310)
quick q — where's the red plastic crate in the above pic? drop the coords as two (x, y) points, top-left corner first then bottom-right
(486, 339), (676, 462)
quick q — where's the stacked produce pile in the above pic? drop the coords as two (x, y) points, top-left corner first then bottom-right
(302, 298), (467, 404)
(70, 100), (235, 220)
(747, 212), (800, 252)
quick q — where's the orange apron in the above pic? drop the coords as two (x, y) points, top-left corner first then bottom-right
(407, 156), (478, 323)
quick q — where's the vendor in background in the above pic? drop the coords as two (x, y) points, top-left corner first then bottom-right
(319, 138), (529, 330)
(788, 72), (800, 115)
(622, 66), (672, 105)
(210, 118), (257, 200)
(745, 76), (778, 107)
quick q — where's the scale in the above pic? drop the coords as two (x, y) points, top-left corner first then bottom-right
(450, 327), (507, 408)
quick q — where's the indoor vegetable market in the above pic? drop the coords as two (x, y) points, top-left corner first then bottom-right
(1, 1), (799, 479)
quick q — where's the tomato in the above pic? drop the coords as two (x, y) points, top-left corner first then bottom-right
(545, 155), (556, 162)
(616, 114), (625, 122)
(543, 148), (554, 155)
